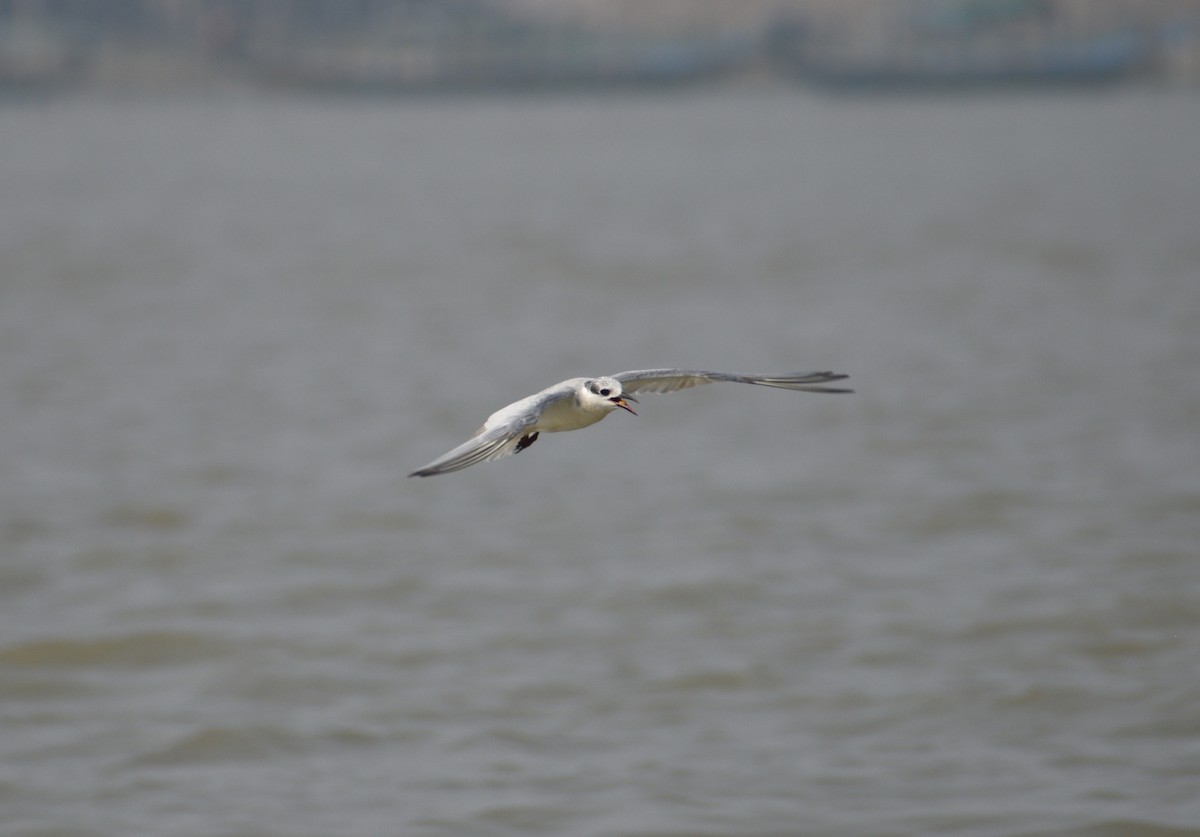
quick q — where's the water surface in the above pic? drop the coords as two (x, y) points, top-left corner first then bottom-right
(2, 89), (1198, 836)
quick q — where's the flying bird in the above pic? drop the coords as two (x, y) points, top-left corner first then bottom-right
(408, 368), (851, 477)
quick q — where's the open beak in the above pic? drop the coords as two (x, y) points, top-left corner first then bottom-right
(610, 395), (638, 415)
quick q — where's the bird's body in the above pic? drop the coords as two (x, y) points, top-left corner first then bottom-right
(409, 368), (851, 477)
(486, 378), (610, 434)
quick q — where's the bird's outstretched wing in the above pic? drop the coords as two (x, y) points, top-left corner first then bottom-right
(407, 387), (569, 477)
(613, 369), (852, 395)
(408, 426), (524, 477)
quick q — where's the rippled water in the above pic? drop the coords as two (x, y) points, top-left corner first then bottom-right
(2, 89), (1199, 837)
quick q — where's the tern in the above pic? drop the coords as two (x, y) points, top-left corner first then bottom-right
(409, 368), (851, 477)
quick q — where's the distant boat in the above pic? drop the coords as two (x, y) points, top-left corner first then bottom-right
(774, 29), (1146, 93)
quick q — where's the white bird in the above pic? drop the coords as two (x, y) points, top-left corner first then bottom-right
(409, 368), (851, 477)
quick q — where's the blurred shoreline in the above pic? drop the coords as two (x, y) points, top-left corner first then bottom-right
(3, 0), (1199, 97)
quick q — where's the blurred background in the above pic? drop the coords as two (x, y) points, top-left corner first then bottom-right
(3, 0), (1200, 94)
(2, 2), (1199, 836)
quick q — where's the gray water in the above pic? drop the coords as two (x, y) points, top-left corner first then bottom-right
(1, 89), (1198, 837)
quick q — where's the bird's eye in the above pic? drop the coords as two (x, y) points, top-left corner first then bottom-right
(599, 388), (611, 397)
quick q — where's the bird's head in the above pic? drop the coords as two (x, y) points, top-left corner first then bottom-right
(582, 376), (638, 415)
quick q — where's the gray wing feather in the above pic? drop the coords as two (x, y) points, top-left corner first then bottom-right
(613, 369), (852, 395)
(408, 427), (522, 477)
(405, 429), (513, 474)
(408, 388), (560, 477)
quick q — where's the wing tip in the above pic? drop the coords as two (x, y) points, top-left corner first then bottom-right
(810, 372), (853, 393)
(768, 371), (853, 393)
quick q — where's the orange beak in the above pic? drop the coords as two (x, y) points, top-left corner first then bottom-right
(610, 395), (637, 415)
